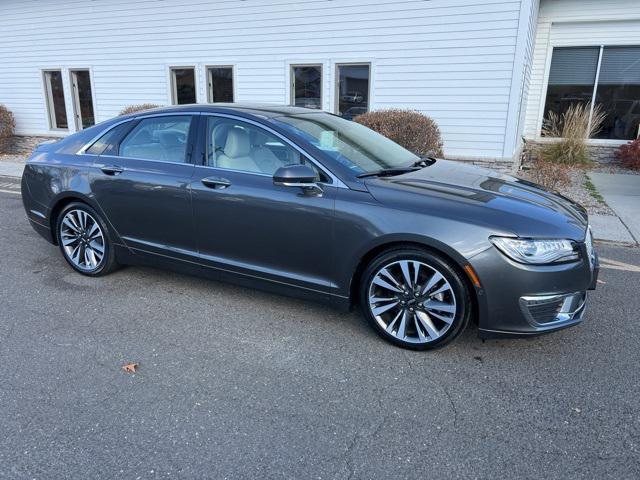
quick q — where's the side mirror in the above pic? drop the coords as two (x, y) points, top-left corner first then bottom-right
(273, 164), (323, 196)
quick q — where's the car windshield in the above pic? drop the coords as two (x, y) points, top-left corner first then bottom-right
(270, 112), (420, 174)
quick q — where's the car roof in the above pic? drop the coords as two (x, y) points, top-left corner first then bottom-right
(133, 103), (319, 119)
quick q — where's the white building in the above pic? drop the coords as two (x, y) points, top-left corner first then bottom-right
(1, 0), (638, 165)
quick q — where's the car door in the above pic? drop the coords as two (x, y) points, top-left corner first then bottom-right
(190, 114), (336, 292)
(90, 113), (198, 260)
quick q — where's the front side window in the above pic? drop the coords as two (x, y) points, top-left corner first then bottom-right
(543, 46), (640, 140)
(119, 116), (192, 162)
(205, 117), (326, 180)
(207, 67), (234, 103)
(271, 112), (419, 175)
(170, 68), (196, 105)
(291, 65), (322, 109)
(43, 70), (68, 129)
(336, 64), (370, 120)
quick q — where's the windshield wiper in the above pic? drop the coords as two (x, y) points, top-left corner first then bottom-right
(356, 166), (421, 178)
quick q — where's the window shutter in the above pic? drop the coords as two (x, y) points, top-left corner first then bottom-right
(548, 47), (600, 85)
(598, 46), (640, 85)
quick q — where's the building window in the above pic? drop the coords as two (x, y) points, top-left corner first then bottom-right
(43, 70), (68, 129)
(170, 67), (196, 105)
(543, 46), (640, 140)
(291, 65), (322, 109)
(207, 66), (234, 103)
(70, 69), (95, 130)
(336, 63), (370, 120)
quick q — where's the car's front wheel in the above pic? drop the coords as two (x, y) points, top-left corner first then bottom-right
(360, 248), (472, 350)
(56, 202), (118, 276)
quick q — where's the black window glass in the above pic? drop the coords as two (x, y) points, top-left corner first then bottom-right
(542, 47), (599, 133)
(593, 46), (640, 140)
(119, 116), (192, 162)
(74, 70), (95, 128)
(337, 64), (370, 120)
(208, 67), (234, 103)
(86, 122), (132, 155)
(172, 68), (196, 104)
(292, 65), (322, 109)
(45, 70), (68, 129)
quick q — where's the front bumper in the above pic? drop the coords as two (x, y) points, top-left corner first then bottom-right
(471, 241), (598, 339)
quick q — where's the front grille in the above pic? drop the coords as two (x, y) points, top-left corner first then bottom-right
(520, 292), (587, 327)
(528, 299), (564, 324)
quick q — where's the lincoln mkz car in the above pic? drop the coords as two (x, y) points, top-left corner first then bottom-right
(21, 105), (599, 350)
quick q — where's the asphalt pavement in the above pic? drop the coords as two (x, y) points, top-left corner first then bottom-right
(1, 186), (639, 479)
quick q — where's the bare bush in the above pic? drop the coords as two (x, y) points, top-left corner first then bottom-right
(615, 138), (640, 171)
(0, 104), (16, 153)
(355, 109), (443, 157)
(540, 103), (605, 166)
(118, 104), (161, 116)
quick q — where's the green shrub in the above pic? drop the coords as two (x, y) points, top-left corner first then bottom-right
(615, 138), (640, 170)
(354, 109), (443, 157)
(118, 104), (161, 116)
(540, 103), (605, 166)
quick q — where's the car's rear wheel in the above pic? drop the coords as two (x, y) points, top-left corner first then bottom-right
(56, 202), (118, 276)
(360, 248), (471, 350)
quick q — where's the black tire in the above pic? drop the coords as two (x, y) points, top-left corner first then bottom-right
(359, 247), (472, 350)
(55, 201), (119, 276)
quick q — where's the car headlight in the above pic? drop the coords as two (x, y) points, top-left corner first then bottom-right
(490, 236), (579, 264)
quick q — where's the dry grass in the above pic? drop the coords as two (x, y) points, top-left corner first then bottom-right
(355, 109), (444, 157)
(540, 103), (605, 166)
(521, 157), (572, 191)
(118, 104), (162, 116)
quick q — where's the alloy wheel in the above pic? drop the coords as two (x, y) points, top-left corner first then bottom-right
(59, 209), (106, 272)
(367, 260), (458, 344)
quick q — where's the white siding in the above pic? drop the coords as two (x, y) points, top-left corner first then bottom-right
(524, 0), (640, 139)
(0, 0), (530, 160)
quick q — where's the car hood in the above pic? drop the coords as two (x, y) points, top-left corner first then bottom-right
(363, 159), (589, 241)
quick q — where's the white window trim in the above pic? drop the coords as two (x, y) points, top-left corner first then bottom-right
(167, 65), (197, 105)
(284, 59), (330, 111)
(204, 64), (236, 103)
(289, 63), (324, 110)
(536, 40), (640, 144)
(68, 67), (97, 131)
(333, 61), (373, 116)
(41, 69), (70, 132)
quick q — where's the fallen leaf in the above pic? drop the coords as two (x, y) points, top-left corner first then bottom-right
(122, 362), (138, 373)
(597, 279), (606, 285)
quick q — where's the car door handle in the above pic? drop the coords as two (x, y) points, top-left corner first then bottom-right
(100, 165), (124, 176)
(201, 177), (231, 189)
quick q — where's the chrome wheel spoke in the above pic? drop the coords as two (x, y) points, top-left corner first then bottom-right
(372, 276), (402, 294)
(399, 261), (413, 289)
(371, 300), (400, 316)
(420, 271), (444, 296)
(416, 311), (441, 340)
(424, 299), (456, 314)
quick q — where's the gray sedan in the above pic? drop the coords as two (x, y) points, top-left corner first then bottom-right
(21, 104), (598, 349)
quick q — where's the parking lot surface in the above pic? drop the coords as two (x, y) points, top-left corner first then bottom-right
(1, 189), (639, 479)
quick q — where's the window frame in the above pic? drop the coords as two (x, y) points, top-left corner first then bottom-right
(169, 66), (197, 105)
(42, 69), (69, 131)
(334, 62), (372, 117)
(110, 113), (198, 165)
(206, 65), (235, 103)
(290, 64), (323, 110)
(69, 68), (97, 131)
(197, 113), (340, 186)
(540, 44), (640, 143)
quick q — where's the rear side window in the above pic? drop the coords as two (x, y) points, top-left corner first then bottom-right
(118, 115), (192, 162)
(85, 122), (132, 155)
